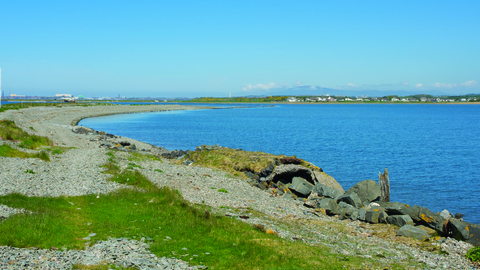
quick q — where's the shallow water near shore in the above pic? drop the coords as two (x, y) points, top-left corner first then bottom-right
(80, 104), (480, 224)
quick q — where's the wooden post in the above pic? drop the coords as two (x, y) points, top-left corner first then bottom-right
(379, 168), (390, 202)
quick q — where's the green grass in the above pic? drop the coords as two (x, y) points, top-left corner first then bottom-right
(24, 169), (36, 174)
(0, 120), (52, 149)
(467, 246), (480, 263)
(0, 145), (50, 161)
(127, 152), (162, 163)
(126, 162), (142, 170)
(0, 170), (393, 269)
(154, 169), (164, 173)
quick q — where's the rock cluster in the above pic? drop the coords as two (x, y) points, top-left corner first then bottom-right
(300, 179), (480, 247)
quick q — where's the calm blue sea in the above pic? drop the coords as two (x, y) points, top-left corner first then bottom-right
(79, 104), (480, 224)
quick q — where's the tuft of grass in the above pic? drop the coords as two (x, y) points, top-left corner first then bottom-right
(467, 246), (480, 263)
(154, 169), (163, 173)
(101, 162), (121, 175)
(109, 170), (157, 191)
(126, 162), (142, 170)
(218, 188), (228, 193)
(0, 145), (50, 161)
(24, 169), (36, 174)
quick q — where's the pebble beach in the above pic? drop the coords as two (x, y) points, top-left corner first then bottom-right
(0, 104), (477, 269)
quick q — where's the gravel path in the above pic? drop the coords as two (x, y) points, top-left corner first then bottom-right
(0, 104), (477, 269)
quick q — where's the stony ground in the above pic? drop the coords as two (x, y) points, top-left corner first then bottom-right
(0, 104), (477, 269)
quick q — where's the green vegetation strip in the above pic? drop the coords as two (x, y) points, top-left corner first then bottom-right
(0, 145), (50, 161)
(0, 120), (52, 149)
(0, 170), (388, 269)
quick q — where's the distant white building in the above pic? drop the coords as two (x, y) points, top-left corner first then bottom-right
(287, 97), (297, 102)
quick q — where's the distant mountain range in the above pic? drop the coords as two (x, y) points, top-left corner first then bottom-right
(233, 86), (455, 98)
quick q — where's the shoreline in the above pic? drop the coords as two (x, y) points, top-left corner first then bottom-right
(0, 104), (478, 269)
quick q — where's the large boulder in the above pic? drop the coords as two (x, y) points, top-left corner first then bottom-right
(346, 180), (381, 203)
(312, 183), (343, 199)
(397, 225), (432, 241)
(337, 202), (359, 220)
(447, 220), (480, 246)
(336, 192), (362, 208)
(316, 198), (339, 216)
(364, 206), (387, 224)
(289, 177), (314, 197)
(387, 215), (414, 227)
(314, 171), (344, 193)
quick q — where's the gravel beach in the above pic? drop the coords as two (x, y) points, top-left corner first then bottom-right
(0, 104), (477, 269)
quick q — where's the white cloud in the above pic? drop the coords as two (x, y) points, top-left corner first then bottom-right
(346, 83), (357, 87)
(415, 83), (422, 87)
(241, 82), (285, 92)
(461, 80), (477, 87)
(309, 85), (317, 90)
(402, 82), (409, 86)
(433, 82), (457, 88)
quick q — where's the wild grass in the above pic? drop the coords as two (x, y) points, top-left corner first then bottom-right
(0, 175), (387, 269)
(185, 148), (284, 178)
(127, 151), (162, 163)
(0, 120), (52, 149)
(0, 145), (50, 161)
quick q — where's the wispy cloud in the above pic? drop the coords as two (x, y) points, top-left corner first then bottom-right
(462, 80), (477, 87)
(415, 83), (423, 87)
(241, 82), (287, 92)
(346, 83), (357, 87)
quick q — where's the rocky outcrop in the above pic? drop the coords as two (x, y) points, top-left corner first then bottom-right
(346, 180), (381, 203)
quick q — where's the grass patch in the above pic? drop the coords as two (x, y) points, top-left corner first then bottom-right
(0, 145), (50, 161)
(126, 162), (142, 170)
(218, 188), (228, 193)
(0, 180), (387, 269)
(127, 152), (162, 163)
(467, 246), (480, 263)
(101, 162), (121, 175)
(154, 169), (163, 173)
(184, 148), (321, 179)
(0, 120), (52, 149)
(110, 170), (157, 191)
(24, 169), (36, 174)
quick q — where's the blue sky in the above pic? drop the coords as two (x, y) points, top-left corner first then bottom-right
(1, 1), (479, 98)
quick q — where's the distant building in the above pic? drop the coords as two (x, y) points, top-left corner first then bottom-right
(55, 94), (72, 98)
(287, 97), (297, 102)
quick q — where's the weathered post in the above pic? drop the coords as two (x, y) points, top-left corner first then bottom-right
(379, 168), (390, 202)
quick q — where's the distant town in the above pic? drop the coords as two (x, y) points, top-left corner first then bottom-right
(2, 93), (480, 103)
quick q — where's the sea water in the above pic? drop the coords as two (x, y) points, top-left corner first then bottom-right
(80, 104), (480, 224)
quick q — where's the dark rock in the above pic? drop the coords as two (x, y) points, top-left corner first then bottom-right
(365, 207), (387, 224)
(416, 207), (446, 230)
(446, 219), (480, 246)
(346, 180), (381, 203)
(336, 192), (362, 208)
(357, 208), (367, 221)
(397, 225), (431, 241)
(312, 183), (343, 199)
(280, 157), (302, 165)
(387, 215), (414, 227)
(317, 198), (338, 216)
(266, 164), (317, 186)
(337, 202), (359, 220)
(245, 172), (255, 178)
(455, 213), (464, 219)
(378, 211), (389, 224)
(129, 144), (136, 150)
(289, 177), (314, 197)
(260, 164), (275, 177)
(119, 141), (131, 147)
